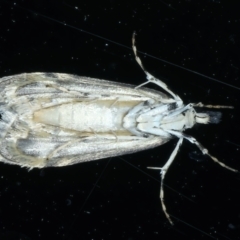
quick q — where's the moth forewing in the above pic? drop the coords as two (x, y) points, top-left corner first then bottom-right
(0, 72), (170, 169)
(0, 34), (237, 225)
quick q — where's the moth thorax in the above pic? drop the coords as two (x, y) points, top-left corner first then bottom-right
(184, 110), (197, 128)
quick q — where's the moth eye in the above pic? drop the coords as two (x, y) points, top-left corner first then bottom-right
(143, 100), (150, 106)
(143, 133), (149, 138)
(168, 102), (177, 111)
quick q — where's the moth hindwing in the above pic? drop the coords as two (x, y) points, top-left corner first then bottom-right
(0, 33), (236, 224)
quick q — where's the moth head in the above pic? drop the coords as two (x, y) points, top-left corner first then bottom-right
(195, 111), (222, 124)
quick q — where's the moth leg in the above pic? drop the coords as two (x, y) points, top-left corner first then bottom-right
(46, 131), (119, 160)
(109, 98), (119, 108)
(124, 126), (150, 138)
(110, 131), (118, 142)
(123, 101), (154, 137)
(90, 125), (118, 142)
(137, 123), (171, 138)
(168, 130), (238, 172)
(163, 103), (194, 120)
(132, 33), (182, 103)
(125, 100), (154, 117)
(137, 102), (183, 123)
(45, 84), (99, 102)
(148, 138), (183, 225)
(46, 138), (81, 160)
(46, 83), (81, 96)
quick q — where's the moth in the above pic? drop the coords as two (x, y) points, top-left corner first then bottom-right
(0, 33), (237, 224)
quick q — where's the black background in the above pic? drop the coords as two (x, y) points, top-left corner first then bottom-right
(0, 0), (240, 240)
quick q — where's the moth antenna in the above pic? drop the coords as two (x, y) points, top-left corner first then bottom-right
(193, 102), (234, 109)
(168, 130), (238, 172)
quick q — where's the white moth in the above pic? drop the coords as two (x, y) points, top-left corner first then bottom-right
(0, 33), (237, 224)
